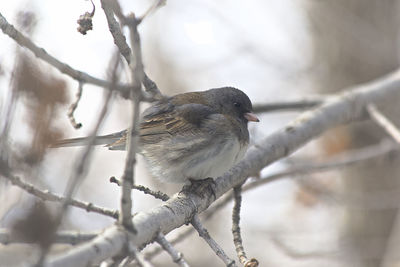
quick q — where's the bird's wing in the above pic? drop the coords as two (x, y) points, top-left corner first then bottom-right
(139, 103), (216, 145)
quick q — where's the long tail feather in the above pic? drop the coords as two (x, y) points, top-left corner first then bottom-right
(50, 130), (127, 149)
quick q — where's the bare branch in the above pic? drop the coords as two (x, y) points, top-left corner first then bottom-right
(100, 0), (132, 64)
(367, 104), (400, 143)
(155, 233), (190, 267)
(126, 245), (154, 267)
(252, 95), (326, 113)
(110, 176), (170, 202)
(191, 215), (237, 267)
(45, 69), (400, 267)
(0, 229), (97, 245)
(1, 173), (118, 218)
(231, 186), (258, 267)
(137, 0), (167, 23)
(117, 16), (143, 232)
(0, 12), (131, 94)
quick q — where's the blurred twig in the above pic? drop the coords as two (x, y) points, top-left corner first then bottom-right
(252, 96), (326, 113)
(367, 104), (400, 143)
(1, 173), (118, 219)
(366, 103), (400, 267)
(137, 0), (166, 23)
(0, 229), (97, 245)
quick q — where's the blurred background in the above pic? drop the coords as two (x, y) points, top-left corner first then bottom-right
(1, 0), (400, 266)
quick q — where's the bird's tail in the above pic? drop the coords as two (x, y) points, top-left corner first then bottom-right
(50, 130), (127, 150)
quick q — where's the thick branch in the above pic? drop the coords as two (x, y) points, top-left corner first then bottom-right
(46, 70), (400, 266)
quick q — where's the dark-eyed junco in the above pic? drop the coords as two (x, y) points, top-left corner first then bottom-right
(54, 87), (259, 183)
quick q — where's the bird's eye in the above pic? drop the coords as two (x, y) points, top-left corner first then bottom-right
(233, 102), (241, 108)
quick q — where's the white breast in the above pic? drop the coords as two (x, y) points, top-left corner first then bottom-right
(179, 137), (247, 182)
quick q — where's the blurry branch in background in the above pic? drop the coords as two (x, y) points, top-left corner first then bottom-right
(2, 174), (118, 219)
(366, 103), (400, 267)
(0, 12), (131, 95)
(0, 229), (97, 245)
(270, 235), (337, 260)
(252, 95), (327, 113)
(367, 104), (400, 143)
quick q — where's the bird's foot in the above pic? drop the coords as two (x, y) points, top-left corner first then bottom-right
(181, 177), (216, 200)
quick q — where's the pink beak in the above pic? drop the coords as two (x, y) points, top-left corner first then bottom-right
(244, 112), (259, 122)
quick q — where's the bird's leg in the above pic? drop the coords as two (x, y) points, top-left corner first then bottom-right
(181, 177), (216, 200)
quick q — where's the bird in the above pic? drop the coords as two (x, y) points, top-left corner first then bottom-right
(53, 87), (259, 184)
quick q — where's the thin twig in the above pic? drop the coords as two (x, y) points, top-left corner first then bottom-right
(367, 104), (400, 143)
(127, 244), (154, 267)
(232, 186), (245, 263)
(155, 233), (190, 267)
(0, 12), (130, 94)
(110, 176), (170, 201)
(191, 215), (237, 267)
(117, 13), (144, 232)
(67, 81), (83, 129)
(137, 0), (167, 23)
(231, 186), (258, 267)
(1, 173), (118, 219)
(0, 228), (97, 245)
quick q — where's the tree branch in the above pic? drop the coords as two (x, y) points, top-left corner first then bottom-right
(252, 95), (327, 113)
(1, 173), (118, 219)
(0, 229), (97, 245)
(367, 104), (400, 143)
(155, 233), (189, 267)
